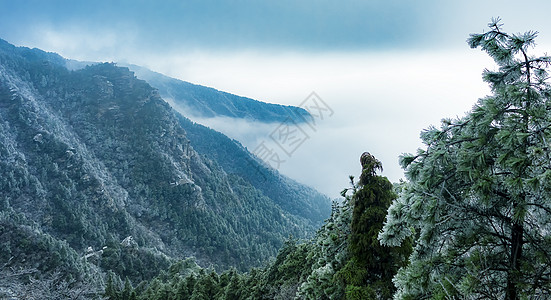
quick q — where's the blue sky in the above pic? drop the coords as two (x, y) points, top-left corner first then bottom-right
(3, 1), (551, 197)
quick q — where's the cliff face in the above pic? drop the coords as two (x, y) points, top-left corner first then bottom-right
(0, 39), (330, 287)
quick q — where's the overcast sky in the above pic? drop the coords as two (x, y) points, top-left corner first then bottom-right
(2, 1), (551, 198)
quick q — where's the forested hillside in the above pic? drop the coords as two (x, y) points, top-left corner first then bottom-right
(177, 117), (330, 222)
(0, 39), (330, 297)
(127, 64), (311, 123)
(124, 64), (330, 222)
(103, 153), (411, 300)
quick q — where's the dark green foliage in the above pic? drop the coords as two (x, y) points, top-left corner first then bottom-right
(336, 153), (411, 299)
(0, 38), (329, 292)
(222, 269), (243, 299)
(104, 272), (121, 299)
(190, 269), (220, 300)
(99, 241), (171, 283)
(104, 259), (243, 300)
(0, 211), (81, 277)
(261, 237), (314, 298)
(0, 210), (104, 298)
(119, 153), (409, 299)
(122, 278), (138, 300)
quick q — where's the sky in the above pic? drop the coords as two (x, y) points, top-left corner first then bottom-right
(2, 0), (551, 198)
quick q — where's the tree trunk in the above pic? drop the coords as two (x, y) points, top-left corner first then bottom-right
(505, 220), (523, 300)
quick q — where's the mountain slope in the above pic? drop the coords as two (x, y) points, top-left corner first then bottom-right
(177, 116), (330, 222)
(125, 63), (330, 222)
(0, 39), (330, 289)
(127, 64), (311, 123)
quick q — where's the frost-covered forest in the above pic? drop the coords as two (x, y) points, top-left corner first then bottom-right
(3, 19), (551, 300)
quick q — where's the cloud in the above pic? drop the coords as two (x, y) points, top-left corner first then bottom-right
(148, 49), (496, 198)
(0, 1), (466, 52)
(5, 2), (551, 68)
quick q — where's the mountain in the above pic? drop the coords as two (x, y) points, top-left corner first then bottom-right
(135, 67), (332, 225)
(0, 39), (330, 294)
(124, 64), (330, 222)
(127, 64), (311, 123)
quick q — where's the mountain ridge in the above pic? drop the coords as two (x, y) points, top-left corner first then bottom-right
(126, 63), (312, 123)
(0, 38), (330, 293)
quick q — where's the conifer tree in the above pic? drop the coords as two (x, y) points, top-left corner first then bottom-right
(223, 269), (242, 300)
(104, 271), (122, 300)
(190, 269), (220, 300)
(338, 153), (411, 300)
(379, 19), (551, 299)
(176, 274), (197, 300)
(121, 278), (137, 300)
(297, 187), (352, 299)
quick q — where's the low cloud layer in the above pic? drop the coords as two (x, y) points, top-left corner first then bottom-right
(158, 50), (497, 198)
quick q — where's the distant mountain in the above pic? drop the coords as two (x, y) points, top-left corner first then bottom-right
(124, 64), (330, 221)
(0, 39), (330, 294)
(127, 64), (311, 123)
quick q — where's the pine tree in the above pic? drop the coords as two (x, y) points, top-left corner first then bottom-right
(337, 153), (411, 300)
(190, 269), (220, 300)
(223, 269), (242, 300)
(121, 277), (137, 300)
(297, 179), (353, 300)
(379, 18), (551, 299)
(104, 271), (122, 300)
(176, 274), (197, 300)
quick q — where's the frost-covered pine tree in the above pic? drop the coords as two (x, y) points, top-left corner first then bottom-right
(336, 153), (410, 300)
(379, 19), (551, 299)
(297, 190), (353, 299)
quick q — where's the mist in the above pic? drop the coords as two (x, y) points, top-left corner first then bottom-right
(148, 50), (495, 198)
